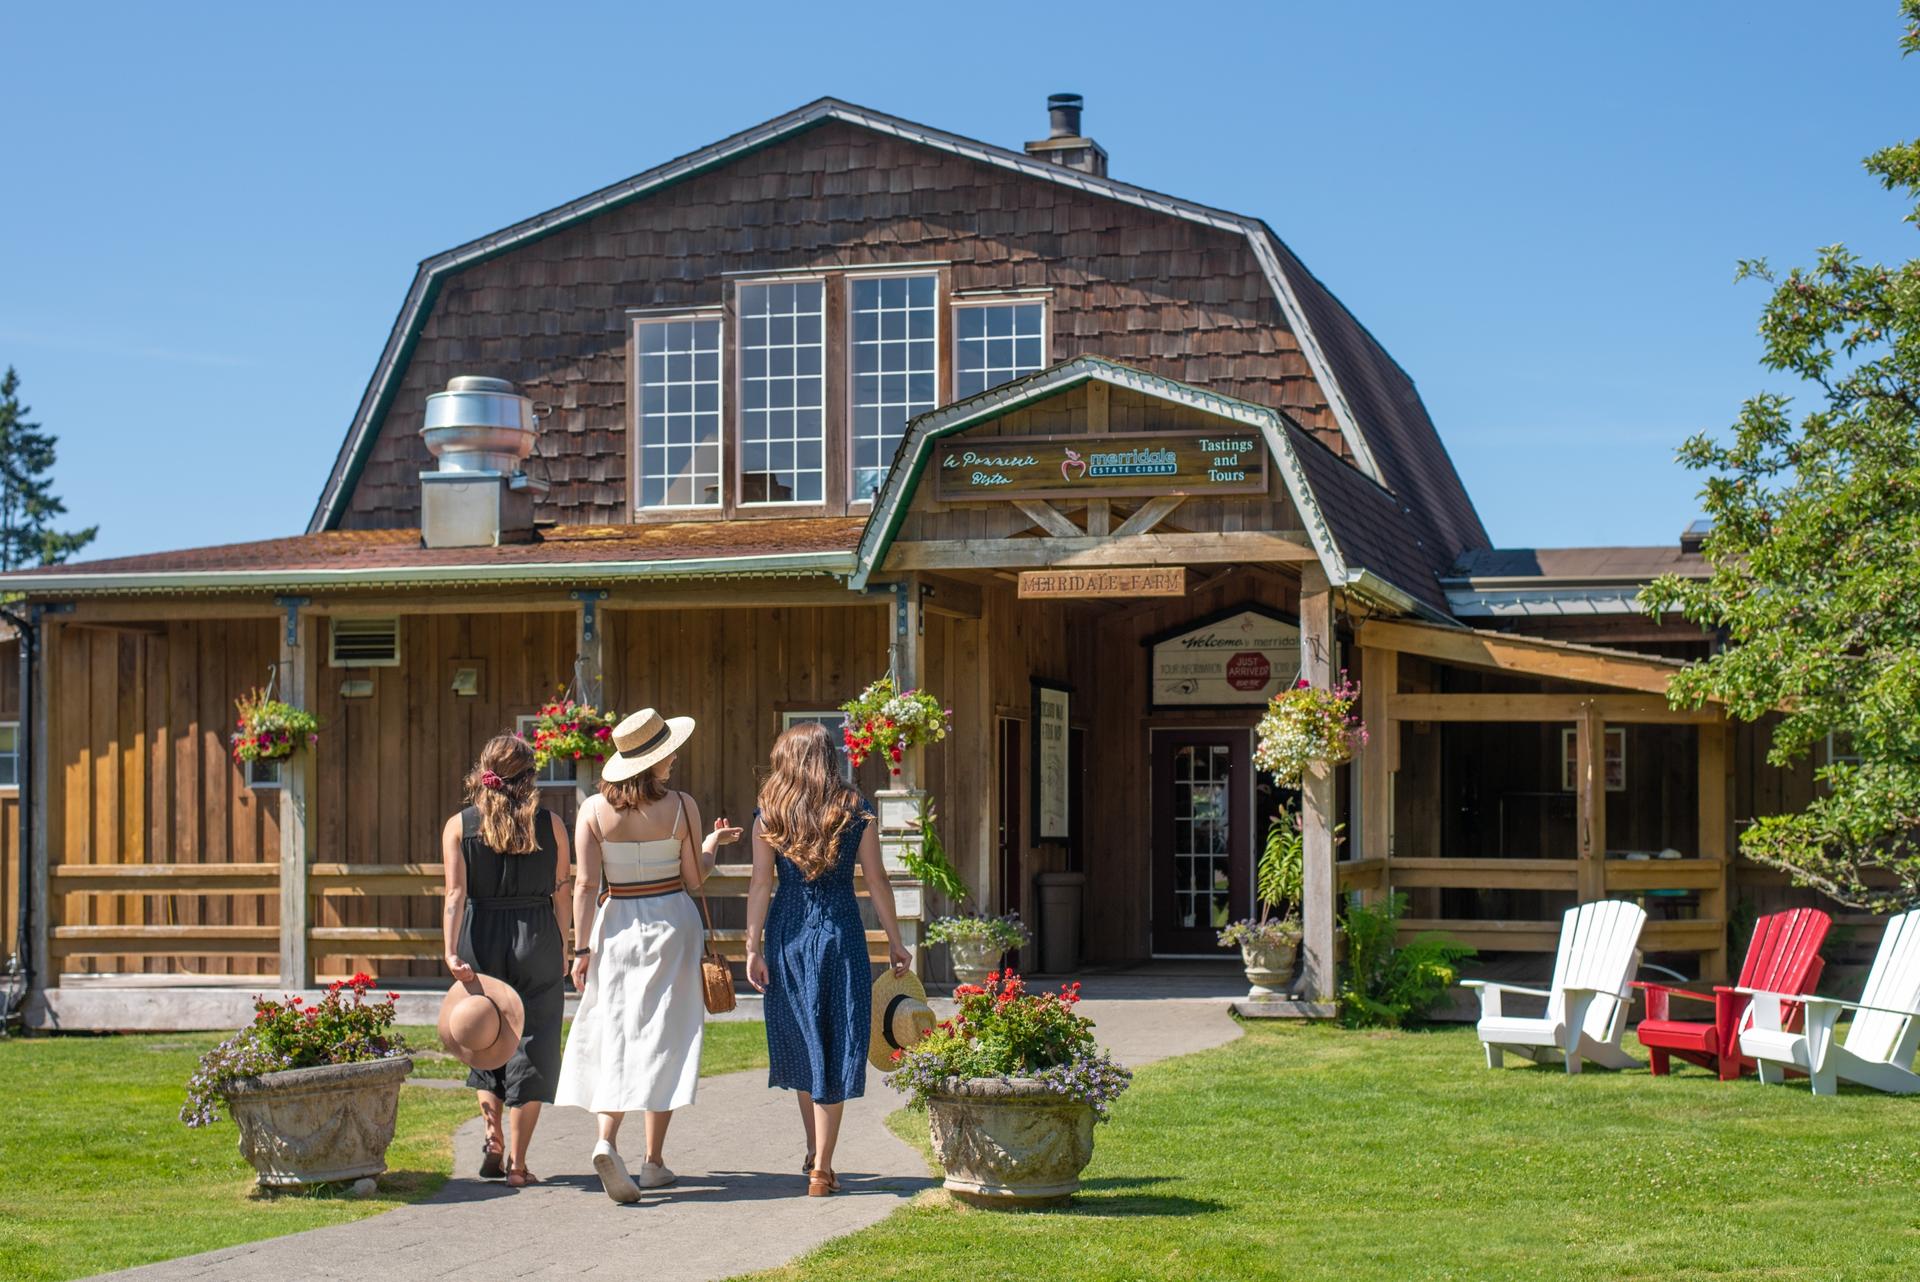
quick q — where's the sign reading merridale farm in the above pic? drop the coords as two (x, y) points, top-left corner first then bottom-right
(934, 429), (1267, 503)
(1150, 608), (1301, 707)
(1018, 568), (1187, 599)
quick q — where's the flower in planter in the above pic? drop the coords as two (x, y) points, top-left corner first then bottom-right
(887, 969), (1131, 1119)
(1252, 672), (1367, 786)
(230, 687), (321, 765)
(525, 696), (620, 769)
(923, 911), (1028, 951)
(181, 974), (408, 1129)
(839, 677), (951, 775)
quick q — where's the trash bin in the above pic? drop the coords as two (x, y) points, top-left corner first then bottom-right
(1035, 871), (1087, 974)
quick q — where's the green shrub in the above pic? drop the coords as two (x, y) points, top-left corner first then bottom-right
(1337, 893), (1474, 1028)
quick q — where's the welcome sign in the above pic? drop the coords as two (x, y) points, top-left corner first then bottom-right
(932, 430), (1268, 503)
(1150, 608), (1302, 707)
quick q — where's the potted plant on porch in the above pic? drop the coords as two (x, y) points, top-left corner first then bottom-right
(527, 695), (620, 769)
(230, 684), (320, 766)
(925, 912), (1028, 984)
(1217, 808), (1305, 996)
(180, 974), (413, 1189)
(890, 970), (1130, 1207)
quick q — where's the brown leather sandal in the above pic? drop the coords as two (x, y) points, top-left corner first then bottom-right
(807, 1168), (838, 1197)
(479, 1138), (506, 1180)
(506, 1162), (541, 1188)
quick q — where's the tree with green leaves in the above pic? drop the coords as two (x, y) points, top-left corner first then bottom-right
(0, 366), (96, 570)
(1645, 3), (1920, 912)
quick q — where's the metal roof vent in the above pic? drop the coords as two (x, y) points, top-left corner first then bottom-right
(1679, 518), (1713, 554)
(418, 375), (548, 548)
(1025, 92), (1107, 178)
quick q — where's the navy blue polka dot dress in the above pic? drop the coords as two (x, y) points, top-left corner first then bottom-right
(761, 800), (872, 1106)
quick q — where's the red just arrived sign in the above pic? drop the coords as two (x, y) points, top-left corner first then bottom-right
(933, 430), (1268, 502)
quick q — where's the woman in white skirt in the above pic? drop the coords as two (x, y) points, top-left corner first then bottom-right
(556, 708), (740, 1203)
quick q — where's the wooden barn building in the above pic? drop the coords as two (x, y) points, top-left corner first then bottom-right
(0, 96), (1850, 1029)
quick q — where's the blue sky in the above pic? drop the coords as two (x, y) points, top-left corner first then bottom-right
(5, 2), (1915, 560)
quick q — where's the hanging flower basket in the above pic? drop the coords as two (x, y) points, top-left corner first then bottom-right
(839, 677), (952, 776)
(527, 697), (619, 769)
(1252, 673), (1367, 786)
(231, 687), (320, 765)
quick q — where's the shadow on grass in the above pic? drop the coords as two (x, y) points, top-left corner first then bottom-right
(1060, 1175), (1225, 1218)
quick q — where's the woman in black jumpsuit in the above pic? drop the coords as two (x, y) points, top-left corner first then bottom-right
(442, 734), (571, 1187)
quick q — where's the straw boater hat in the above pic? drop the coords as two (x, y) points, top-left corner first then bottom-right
(437, 974), (526, 1071)
(870, 969), (937, 1072)
(599, 708), (696, 784)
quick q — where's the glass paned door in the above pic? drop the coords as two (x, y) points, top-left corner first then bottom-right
(1152, 730), (1250, 954)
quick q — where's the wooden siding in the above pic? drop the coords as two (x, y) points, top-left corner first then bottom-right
(313, 611), (579, 980)
(52, 620), (281, 976)
(340, 120), (1342, 530)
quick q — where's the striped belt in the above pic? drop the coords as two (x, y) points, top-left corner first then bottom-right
(599, 877), (683, 904)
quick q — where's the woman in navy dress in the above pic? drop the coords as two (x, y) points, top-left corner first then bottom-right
(745, 721), (911, 1197)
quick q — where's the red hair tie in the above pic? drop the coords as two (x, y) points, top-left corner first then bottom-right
(480, 770), (505, 791)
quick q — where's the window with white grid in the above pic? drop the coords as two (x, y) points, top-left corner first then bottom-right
(635, 315), (723, 509)
(849, 274), (937, 500)
(954, 301), (1046, 399)
(737, 281), (825, 504)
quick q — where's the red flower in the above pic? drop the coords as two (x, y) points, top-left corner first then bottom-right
(1294, 678), (1311, 689)
(890, 1048), (904, 1063)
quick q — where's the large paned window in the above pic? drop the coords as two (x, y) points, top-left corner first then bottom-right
(737, 281), (826, 504)
(954, 300), (1046, 399)
(848, 274), (938, 500)
(635, 315), (724, 509)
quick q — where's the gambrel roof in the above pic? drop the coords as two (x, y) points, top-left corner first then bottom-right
(309, 97), (1487, 577)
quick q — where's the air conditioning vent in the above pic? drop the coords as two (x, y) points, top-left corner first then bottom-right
(329, 617), (401, 668)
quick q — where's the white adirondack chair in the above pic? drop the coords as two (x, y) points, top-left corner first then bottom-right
(1464, 899), (1646, 1074)
(1740, 909), (1920, 1096)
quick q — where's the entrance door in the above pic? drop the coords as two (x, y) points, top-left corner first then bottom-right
(1151, 730), (1251, 955)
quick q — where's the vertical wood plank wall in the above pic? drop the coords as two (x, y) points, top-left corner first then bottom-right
(54, 619), (281, 976)
(0, 639), (19, 965)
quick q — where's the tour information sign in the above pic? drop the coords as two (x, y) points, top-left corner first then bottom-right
(934, 430), (1267, 503)
(1151, 609), (1302, 707)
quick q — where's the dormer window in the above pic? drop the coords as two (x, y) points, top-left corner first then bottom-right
(954, 299), (1047, 398)
(737, 280), (826, 505)
(634, 314), (723, 509)
(849, 273), (938, 501)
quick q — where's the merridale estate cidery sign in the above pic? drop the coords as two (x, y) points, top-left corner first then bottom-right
(933, 430), (1268, 502)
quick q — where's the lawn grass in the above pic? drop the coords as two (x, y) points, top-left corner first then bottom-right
(0, 1019), (770, 1282)
(744, 1022), (1920, 1282)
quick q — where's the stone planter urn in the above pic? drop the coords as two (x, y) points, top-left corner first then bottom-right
(1240, 935), (1300, 997)
(224, 1056), (412, 1188)
(947, 938), (1001, 986)
(926, 1076), (1096, 1207)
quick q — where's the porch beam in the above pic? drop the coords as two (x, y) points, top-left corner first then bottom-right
(1355, 618), (1687, 696)
(1013, 500), (1083, 539)
(1298, 563), (1337, 1005)
(883, 530), (1316, 572)
(1358, 647), (1396, 868)
(1385, 692), (1719, 724)
(917, 573), (983, 621)
(1110, 495), (1186, 539)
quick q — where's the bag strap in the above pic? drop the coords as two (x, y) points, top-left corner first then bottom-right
(674, 792), (720, 953)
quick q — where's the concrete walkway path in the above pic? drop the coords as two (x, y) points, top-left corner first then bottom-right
(101, 978), (1242, 1282)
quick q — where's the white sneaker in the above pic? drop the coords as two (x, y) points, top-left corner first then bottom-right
(592, 1140), (641, 1204)
(638, 1160), (676, 1189)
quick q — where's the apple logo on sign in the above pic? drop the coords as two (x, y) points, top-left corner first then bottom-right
(1061, 448), (1087, 483)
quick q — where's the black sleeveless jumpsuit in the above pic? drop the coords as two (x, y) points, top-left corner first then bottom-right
(458, 805), (565, 1106)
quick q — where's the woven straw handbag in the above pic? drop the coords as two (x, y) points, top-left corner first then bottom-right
(676, 793), (736, 1014)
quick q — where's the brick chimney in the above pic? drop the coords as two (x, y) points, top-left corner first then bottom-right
(1024, 93), (1107, 178)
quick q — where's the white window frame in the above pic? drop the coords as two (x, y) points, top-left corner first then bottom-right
(516, 715), (579, 789)
(845, 269), (940, 504)
(246, 756), (282, 790)
(951, 296), (1048, 401)
(630, 309), (725, 513)
(734, 276), (828, 508)
(782, 710), (855, 782)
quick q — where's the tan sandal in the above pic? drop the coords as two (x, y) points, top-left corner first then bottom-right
(807, 1168), (838, 1197)
(506, 1164), (541, 1188)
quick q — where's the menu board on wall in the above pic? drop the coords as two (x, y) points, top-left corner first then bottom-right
(933, 430), (1268, 503)
(1032, 680), (1071, 841)
(1149, 608), (1302, 707)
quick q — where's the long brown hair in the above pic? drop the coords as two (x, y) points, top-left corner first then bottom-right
(464, 734), (540, 854)
(756, 721), (861, 880)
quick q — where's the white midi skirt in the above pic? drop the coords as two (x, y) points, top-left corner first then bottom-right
(555, 890), (705, 1113)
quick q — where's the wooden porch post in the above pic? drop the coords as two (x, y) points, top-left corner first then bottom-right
(277, 609), (318, 989)
(28, 615), (56, 1010)
(881, 577), (927, 971)
(1575, 702), (1607, 903)
(1697, 719), (1731, 981)
(1298, 565), (1337, 1003)
(1358, 646), (1396, 880)
(574, 596), (605, 811)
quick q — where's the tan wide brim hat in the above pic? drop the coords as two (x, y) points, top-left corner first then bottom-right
(437, 973), (526, 1072)
(870, 968), (937, 1072)
(599, 708), (696, 783)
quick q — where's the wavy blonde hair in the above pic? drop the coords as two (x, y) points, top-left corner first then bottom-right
(464, 734), (540, 855)
(756, 721), (861, 880)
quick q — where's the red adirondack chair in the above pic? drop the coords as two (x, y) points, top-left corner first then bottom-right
(1633, 907), (1831, 1080)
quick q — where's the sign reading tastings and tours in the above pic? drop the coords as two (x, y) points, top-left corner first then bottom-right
(1150, 608), (1302, 707)
(933, 430), (1267, 503)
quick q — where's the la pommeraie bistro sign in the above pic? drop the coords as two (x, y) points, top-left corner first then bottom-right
(934, 429), (1267, 502)
(1151, 608), (1301, 707)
